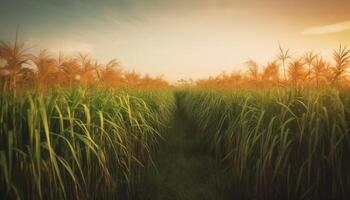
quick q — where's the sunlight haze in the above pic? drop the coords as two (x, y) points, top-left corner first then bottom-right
(1, 0), (350, 82)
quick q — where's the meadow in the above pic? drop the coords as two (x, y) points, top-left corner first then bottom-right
(1, 38), (350, 199)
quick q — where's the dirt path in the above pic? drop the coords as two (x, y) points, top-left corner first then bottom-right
(141, 101), (233, 200)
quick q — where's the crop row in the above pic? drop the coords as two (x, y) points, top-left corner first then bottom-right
(180, 88), (350, 199)
(0, 89), (175, 199)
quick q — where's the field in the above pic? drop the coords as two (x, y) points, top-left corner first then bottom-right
(0, 88), (175, 199)
(1, 87), (350, 199)
(1, 37), (350, 199)
(179, 88), (350, 199)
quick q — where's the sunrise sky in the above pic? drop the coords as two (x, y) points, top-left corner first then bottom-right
(1, 0), (350, 81)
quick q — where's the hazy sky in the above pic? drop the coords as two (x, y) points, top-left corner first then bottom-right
(1, 0), (350, 81)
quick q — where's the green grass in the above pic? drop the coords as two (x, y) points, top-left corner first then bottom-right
(140, 98), (234, 200)
(1, 87), (350, 199)
(0, 88), (175, 199)
(179, 87), (350, 199)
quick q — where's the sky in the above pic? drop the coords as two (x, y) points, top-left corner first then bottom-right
(1, 0), (350, 82)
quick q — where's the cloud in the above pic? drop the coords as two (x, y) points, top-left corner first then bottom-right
(302, 20), (350, 35)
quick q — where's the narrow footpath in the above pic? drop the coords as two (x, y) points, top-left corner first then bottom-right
(141, 99), (233, 200)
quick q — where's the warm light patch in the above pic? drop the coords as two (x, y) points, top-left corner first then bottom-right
(302, 20), (350, 35)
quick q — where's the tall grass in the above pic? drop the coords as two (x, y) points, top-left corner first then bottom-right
(179, 88), (350, 199)
(0, 88), (175, 199)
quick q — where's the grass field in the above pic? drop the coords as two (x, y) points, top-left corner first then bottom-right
(1, 1), (350, 198)
(0, 88), (175, 199)
(1, 87), (350, 199)
(179, 88), (350, 199)
(1, 34), (350, 200)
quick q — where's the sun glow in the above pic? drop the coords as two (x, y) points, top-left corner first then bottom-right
(302, 20), (350, 35)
